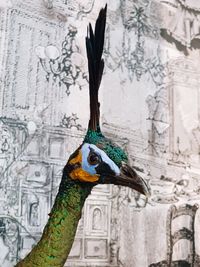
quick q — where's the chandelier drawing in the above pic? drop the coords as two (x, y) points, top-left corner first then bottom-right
(35, 25), (88, 95)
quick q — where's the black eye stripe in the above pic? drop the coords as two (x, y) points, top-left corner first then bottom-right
(95, 161), (115, 176)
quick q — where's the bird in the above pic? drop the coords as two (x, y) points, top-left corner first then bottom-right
(15, 5), (150, 267)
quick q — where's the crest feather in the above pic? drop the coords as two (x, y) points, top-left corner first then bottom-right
(86, 4), (107, 131)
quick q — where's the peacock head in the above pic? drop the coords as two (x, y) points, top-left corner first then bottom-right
(63, 130), (150, 196)
(62, 5), (150, 197)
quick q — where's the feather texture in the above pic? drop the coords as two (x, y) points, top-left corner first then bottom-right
(86, 4), (107, 131)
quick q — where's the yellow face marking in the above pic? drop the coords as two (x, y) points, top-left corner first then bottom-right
(69, 150), (99, 183)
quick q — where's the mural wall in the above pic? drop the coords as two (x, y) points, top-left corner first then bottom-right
(0, 0), (200, 266)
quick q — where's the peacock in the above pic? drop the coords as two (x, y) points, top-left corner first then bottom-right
(15, 5), (150, 267)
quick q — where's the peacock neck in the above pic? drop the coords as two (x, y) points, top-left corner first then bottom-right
(16, 174), (92, 267)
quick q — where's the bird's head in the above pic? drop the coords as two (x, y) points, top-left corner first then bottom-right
(62, 5), (150, 197)
(64, 130), (150, 197)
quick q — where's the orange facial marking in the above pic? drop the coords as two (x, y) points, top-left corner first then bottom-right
(69, 150), (82, 165)
(69, 150), (99, 183)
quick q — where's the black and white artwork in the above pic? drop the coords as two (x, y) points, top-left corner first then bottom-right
(35, 25), (88, 95)
(0, 0), (200, 266)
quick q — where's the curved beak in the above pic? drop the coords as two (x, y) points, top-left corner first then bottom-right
(100, 163), (150, 197)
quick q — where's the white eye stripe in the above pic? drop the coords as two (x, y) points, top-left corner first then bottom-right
(81, 143), (120, 175)
(81, 144), (98, 175)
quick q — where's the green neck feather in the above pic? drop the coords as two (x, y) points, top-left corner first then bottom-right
(16, 130), (127, 267)
(15, 175), (92, 267)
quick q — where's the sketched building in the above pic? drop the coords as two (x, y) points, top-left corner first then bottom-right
(0, 1), (123, 266)
(1, 1), (200, 267)
(149, 204), (199, 267)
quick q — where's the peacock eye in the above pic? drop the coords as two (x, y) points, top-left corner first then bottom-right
(87, 152), (101, 165)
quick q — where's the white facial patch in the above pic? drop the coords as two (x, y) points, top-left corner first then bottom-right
(81, 143), (120, 175)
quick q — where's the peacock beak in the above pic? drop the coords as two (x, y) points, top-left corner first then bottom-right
(100, 162), (150, 197)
